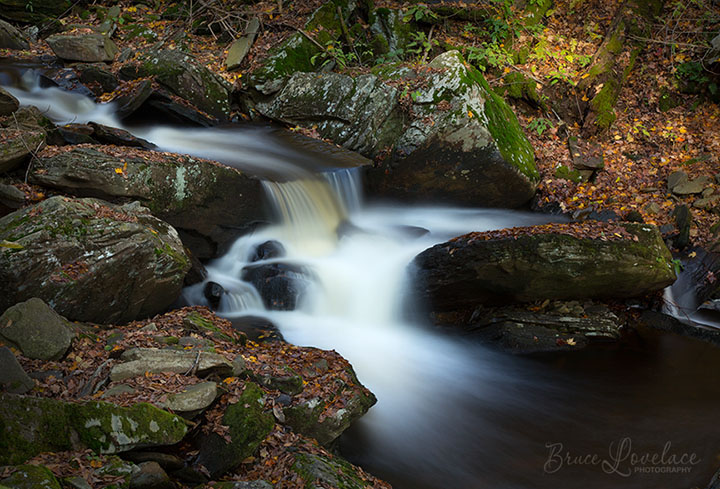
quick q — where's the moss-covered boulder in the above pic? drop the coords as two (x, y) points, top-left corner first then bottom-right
(195, 383), (274, 478)
(291, 452), (379, 489)
(119, 50), (231, 120)
(412, 222), (677, 314)
(0, 196), (190, 323)
(0, 464), (61, 489)
(0, 393), (188, 465)
(368, 8), (414, 58)
(29, 146), (267, 259)
(46, 33), (119, 63)
(0, 19), (28, 50)
(0, 298), (74, 360)
(0, 128), (46, 173)
(0, 0), (71, 24)
(248, 0), (356, 94)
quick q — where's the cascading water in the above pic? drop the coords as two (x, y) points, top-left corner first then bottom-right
(4, 66), (720, 489)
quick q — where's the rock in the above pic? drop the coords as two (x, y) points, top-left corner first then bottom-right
(0, 393), (188, 464)
(0, 183), (25, 209)
(251, 240), (286, 262)
(46, 33), (119, 63)
(468, 303), (621, 353)
(0, 197), (190, 323)
(0, 87), (19, 116)
(57, 123), (96, 144)
(121, 452), (185, 471)
(110, 79), (154, 120)
(672, 204), (692, 250)
(163, 381), (217, 414)
(74, 63), (119, 96)
(40, 68), (96, 98)
(667, 170), (688, 191)
(644, 201), (661, 214)
(203, 483), (273, 489)
(203, 281), (225, 309)
(282, 367), (376, 446)
(0, 298), (74, 360)
(110, 348), (232, 381)
(119, 49), (231, 120)
(184, 249), (207, 286)
(368, 8), (414, 59)
(673, 176), (711, 195)
(226, 17), (259, 71)
(412, 222), (677, 314)
(257, 369), (304, 395)
(241, 262), (313, 311)
(87, 122), (155, 148)
(101, 384), (136, 398)
(29, 147), (267, 259)
(694, 195), (720, 209)
(291, 451), (379, 489)
(0, 346), (34, 394)
(1, 465), (61, 489)
(182, 311), (235, 342)
(0, 19), (28, 50)
(0, 128), (46, 173)
(141, 88), (220, 127)
(129, 462), (174, 489)
(195, 382), (274, 478)
(0, 0), (71, 24)
(568, 136), (604, 170)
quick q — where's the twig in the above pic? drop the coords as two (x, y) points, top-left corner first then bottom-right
(78, 359), (112, 398)
(11, 112), (45, 184)
(184, 351), (202, 376)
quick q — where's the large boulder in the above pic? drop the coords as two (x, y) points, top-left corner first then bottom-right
(119, 49), (231, 121)
(0, 298), (74, 360)
(0, 18), (28, 50)
(0, 0), (71, 24)
(46, 33), (119, 63)
(0, 393), (188, 465)
(195, 382), (275, 478)
(29, 146), (267, 259)
(0, 128), (46, 173)
(412, 222), (677, 314)
(249, 50), (538, 207)
(0, 197), (190, 323)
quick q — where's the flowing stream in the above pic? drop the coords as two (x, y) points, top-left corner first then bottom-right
(3, 64), (720, 489)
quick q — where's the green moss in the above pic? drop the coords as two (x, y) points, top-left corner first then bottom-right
(0, 465), (62, 489)
(222, 383), (274, 458)
(291, 452), (368, 489)
(554, 165), (584, 183)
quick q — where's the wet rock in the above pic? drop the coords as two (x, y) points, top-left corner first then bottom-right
(0, 87), (19, 116)
(203, 281), (225, 309)
(0, 128), (46, 173)
(129, 462), (174, 489)
(111, 79), (154, 120)
(0, 346), (34, 394)
(74, 63), (119, 96)
(290, 451), (379, 489)
(251, 240), (286, 262)
(413, 222), (676, 314)
(1, 465), (61, 489)
(162, 381), (218, 414)
(226, 17), (259, 71)
(671, 204), (692, 250)
(57, 123), (96, 144)
(29, 147), (267, 259)
(195, 382), (274, 478)
(88, 122), (155, 148)
(0, 197), (190, 323)
(0, 19), (29, 50)
(0, 393), (188, 464)
(40, 68), (95, 98)
(468, 302), (621, 354)
(110, 348), (233, 381)
(119, 49), (231, 121)
(242, 262), (313, 311)
(183, 249), (207, 286)
(0, 298), (74, 361)
(142, 89), (220, 127)
(46, 33), (119, 63)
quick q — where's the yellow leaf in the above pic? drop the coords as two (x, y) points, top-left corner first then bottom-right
(0, 240), (23, 249)
(567, 338), (577, 346)
(115, 168), (123, 174)
(581, 95), (589, 102)
(688, 251), (697, 258)
(468, 111), (473, 118)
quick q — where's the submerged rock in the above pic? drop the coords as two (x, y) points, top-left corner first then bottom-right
(413, 222), (677, 314)
(29, 147), (267, 259)
(0, 197), (190, 323)
(0, 393), (188, 464)
(0, 298), (74, 361)
(241, 262), (314, 311)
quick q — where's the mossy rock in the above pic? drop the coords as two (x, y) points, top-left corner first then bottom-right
(413, 222), (677, 314)
(554, 165), (584, 183)
(0, 464), (61, 489)
(195, 383), (274, 478)
(497, 71), (543, 108)
(368, 8), (415, 57)
(0, 0), (71, 24)
(0, 128), (46, 173)
(0, 393), (188, 465)
(291, 452), (374, 489)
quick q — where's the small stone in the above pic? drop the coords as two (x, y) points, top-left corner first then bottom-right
(232, 354), (247, 376)
(0, 183), (27, 208)
(703, 187), (715, 198)
(0, 298), (74, 360)
(101, 384), (136, 398)
(667, 170), (688, 191)
(129, 462), (174, 489)
(0, 346), (34, 393)
(644, 202), (661, 215)
(673, 178), (706, 195)
(140, 322), (158, 332)
(693, 195), (720, 209)
(163, 381), (217, 413)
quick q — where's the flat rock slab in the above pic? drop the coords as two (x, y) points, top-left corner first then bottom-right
(0, 346), (34, 394)
(110, 348), (232, 381)
(413, 222), (677, 314)
(0, 298), (74, 360)
(46, 33), (119, 62)
(0, 393), (188, 465)
(162, 381), (217, 413)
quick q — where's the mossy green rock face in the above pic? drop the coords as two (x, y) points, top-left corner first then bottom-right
(195, 383), (274, 478)
(0, 298), (73, 361)
(413, 223), (677, 313)
(291, 452), (374, 489)
(120, 50), (231, 120)
(0, 196), (190, 323)
(29, 147), (267, 259)
(46, 34), (118, 63)
(0, 393), (188, 465)
(0, 465), (61, 489)
(0, 0), (71, 24)
(368, 8), (414, 57)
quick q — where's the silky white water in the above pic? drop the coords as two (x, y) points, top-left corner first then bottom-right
(5, 66), (720, 489)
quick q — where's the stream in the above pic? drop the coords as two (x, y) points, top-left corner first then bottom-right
(3, 63), (720, 489)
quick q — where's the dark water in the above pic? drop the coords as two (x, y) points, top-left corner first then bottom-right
(340, 327), (720, 489)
